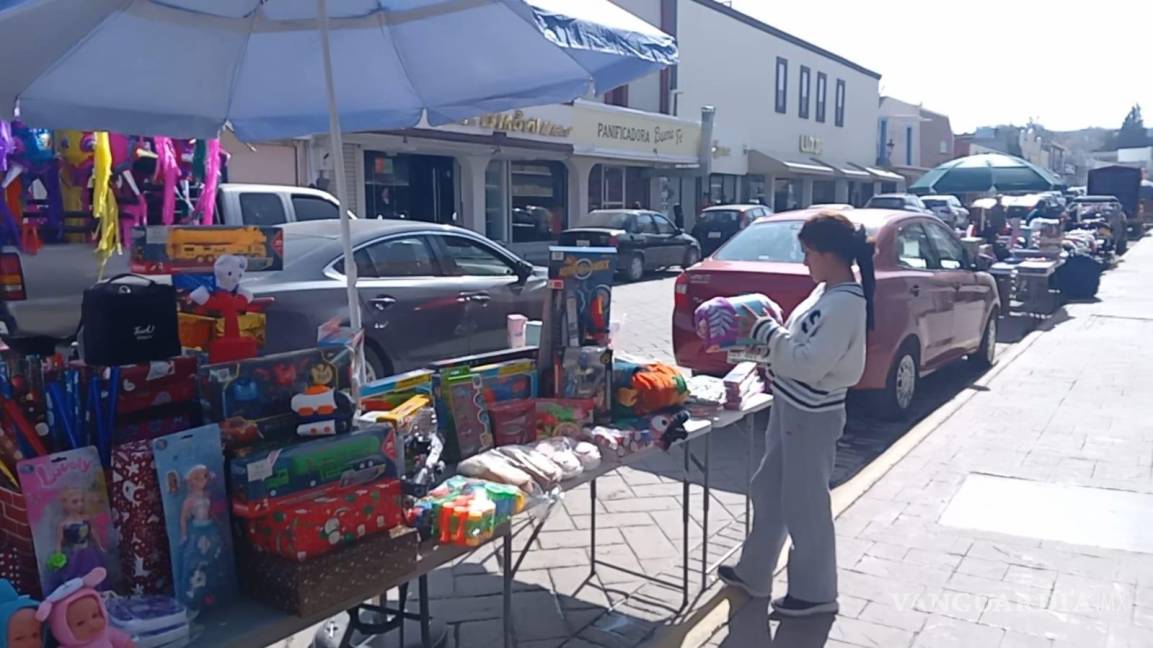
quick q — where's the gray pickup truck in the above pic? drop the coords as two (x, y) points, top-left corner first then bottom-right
(7, 183), (347, 340)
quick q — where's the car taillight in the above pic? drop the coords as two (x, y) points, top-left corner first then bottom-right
(608, 234), (619, 247)
(0, 248), (26, 302)
(675, 272), (688, 295)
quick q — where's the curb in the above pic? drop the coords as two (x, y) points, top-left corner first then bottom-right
(641, 315), (1055, 648)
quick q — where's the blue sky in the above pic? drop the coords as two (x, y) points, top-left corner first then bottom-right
(731, 0), (1153, 132)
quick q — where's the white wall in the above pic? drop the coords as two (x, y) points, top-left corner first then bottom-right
(879, 97), (921, 168)
(675, 0), (880, 175)
(221, 131), (298, 185)
(607, 0), (663, 113)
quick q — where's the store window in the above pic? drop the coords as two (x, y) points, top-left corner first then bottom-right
(774, 57), (788, 114)
(798, 66), (811, 119)
(773, 178), (801, 212)
(485, 160), (507, 241)
(815, 73), (828, 123)
(812, 180), (836, 205)
(590, 164), (648, 211)
(743, 176), (768, 205)
(239, 193), (287, 226)
(291, 194), (339, 222)
(364, 151), (456, 223)
(835, 79), (846, 127)
(511, 161), (566, 243)
(708, 174), (738, 205)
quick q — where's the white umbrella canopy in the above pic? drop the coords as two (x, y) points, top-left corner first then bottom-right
(0, 0), (676, 345)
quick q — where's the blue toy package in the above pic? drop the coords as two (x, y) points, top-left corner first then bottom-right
(105, 594), (189, 635)
(472, 359), (538, 404)
(151, 425), (237, 616)
(547, 247), (615, 348)
(560, 347), (612, 422)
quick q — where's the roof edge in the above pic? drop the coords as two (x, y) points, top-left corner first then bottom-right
(689, 0), (882, 80)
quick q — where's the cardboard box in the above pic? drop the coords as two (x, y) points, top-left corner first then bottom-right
(132, 226), (284, 274)
(238, 525), (417, 616)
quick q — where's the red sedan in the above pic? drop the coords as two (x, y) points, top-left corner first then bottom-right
(673, 208), (1000, 419)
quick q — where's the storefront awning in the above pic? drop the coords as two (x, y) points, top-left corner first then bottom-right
(852, 163), (905, 182)
(748, 149), (834, 176)
(812, 158), (872, 180)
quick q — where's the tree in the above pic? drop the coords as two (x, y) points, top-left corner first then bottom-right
(1117, 104), (1148, 148)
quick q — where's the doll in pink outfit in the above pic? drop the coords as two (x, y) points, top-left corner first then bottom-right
(36, 568), (133, 648)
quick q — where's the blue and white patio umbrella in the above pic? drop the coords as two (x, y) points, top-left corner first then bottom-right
(0, 0), (677, 333)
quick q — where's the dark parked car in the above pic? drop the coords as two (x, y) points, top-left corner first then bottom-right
(691, 204), (772, 256)
(558, 209), (702, 281)
(247, 221), (548, 380)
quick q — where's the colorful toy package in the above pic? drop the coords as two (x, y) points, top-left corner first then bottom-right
(473, 359), (538, 404)
(361, 369), (434, 411)
(131, 225), (285, 274)
(693, 293), (782, 352)
(559, 347), (612, 422)
(198, 345), (354, 448)
(241, 478), (404, 562)
(443, 374), (492, 462)
(228, 426), (400, 516)
(613, 360), (689, 418)
(17, 446), (120, 595)
(151, 424), (237, 614)
(547, 247), (615, 348)
(407, 476), (528, 547)
(533, 399), (595, 439)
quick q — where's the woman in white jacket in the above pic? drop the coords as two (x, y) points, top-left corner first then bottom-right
(718, 211), (874, 617)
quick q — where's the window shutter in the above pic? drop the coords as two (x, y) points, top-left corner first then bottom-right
(340, 142), (363, 217)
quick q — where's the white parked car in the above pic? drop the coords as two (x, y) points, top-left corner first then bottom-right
(920, 195), (970, 230)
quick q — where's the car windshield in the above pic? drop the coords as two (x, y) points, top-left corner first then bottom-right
(866, 197), (907, 209)
(578, 211), (632, 228)
(713, 220), (805, 263)
(921, 199), (947, 209)
(700, 210), (741, 225)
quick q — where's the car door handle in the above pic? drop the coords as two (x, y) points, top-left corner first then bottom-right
(369, 295), (397, 311)
(910, 285), (920, 297)
(470, 293), (492, 304)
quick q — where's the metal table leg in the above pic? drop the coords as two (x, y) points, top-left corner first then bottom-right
(682, 439), (690, 608)
(590, 477), (598, 577)
(503, 533), (513, 648)
(701, 430), (711, 592)
(419, 575), (431, 648)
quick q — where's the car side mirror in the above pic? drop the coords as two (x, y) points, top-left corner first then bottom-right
(515, 261), (534, 284)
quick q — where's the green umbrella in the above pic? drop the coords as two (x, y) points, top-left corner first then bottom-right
(910, 153), (1064, 195)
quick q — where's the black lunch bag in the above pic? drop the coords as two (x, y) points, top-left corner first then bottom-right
(81, 274), (181, 366)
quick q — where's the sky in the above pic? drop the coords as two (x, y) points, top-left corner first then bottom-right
(729, 0), (1153, 133)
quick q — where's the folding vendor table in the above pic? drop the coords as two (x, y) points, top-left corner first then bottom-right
(186, 395), (773, 648)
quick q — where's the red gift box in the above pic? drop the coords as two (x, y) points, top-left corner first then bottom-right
(111, 440), (173, 595)
(242, 479), (403, 562)
(106, 358), (199, 417)
(0, 485), (39, 597)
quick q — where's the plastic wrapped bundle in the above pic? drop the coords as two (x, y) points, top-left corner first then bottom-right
(694, 294), (782, 352)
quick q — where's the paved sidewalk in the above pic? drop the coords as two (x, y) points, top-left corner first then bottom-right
(700, 240), (1153, 647)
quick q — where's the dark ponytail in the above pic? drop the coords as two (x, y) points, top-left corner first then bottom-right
(797, 211), (877, 330)
(853, 225), (877, 330)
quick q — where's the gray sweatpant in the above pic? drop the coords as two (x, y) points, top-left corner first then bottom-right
(733, 397), (843, 602)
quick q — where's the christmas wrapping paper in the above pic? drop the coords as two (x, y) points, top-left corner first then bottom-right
(0, 484), (37, 596)
(111, 440), (173, 595)
(242, 479), (403, 562)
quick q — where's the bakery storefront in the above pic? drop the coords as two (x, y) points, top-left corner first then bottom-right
(303, 100), (703, 262)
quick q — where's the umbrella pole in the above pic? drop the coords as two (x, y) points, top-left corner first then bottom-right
(317, 0), (365, 382)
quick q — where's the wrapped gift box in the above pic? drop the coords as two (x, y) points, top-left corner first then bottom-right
(242, 479), (403, 562)
(0, 486), (39, 597)
(111, 440), (173, 596)
(238, 525), (417, 616)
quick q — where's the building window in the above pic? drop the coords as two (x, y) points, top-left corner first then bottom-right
(798, 66), (811, 119)
(878, 118), (889, 165)
(939, 140), (949, 155)
(590, 164), (649, 211)
(834, 79), (846, 127)
(775, 57), (788, 114)
(815, 72), (827, 123)
(905, 126), (914, 166)
(604, 85), (629, 108)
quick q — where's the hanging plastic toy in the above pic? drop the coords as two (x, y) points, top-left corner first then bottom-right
(153, 136), (179, 226)
(193, 139), (222, 225)
(91, 132), (120, 266)
(10, 121), (63, 240)
(0, 122), (20, 249)
(108, 134), (148, 245)
(55, 130), (94, 214)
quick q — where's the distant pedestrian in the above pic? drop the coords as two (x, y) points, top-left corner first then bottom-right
(718, 210), (874, 618)
(984, 200), (1007, 244)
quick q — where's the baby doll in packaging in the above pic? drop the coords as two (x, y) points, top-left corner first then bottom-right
(35, 568), (134, 648)
(0, 579), (40, 648)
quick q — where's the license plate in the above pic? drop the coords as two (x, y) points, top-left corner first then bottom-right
(707, 232), (722, 239)
(576, 239), (590, 247)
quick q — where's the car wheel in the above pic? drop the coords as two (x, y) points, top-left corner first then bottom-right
(683, 246), (701, 269)
(363, 345), (391, 383)
(625, 253), (645, 282)
(878, 343), (919, 421)
(969, 314), (997, 370)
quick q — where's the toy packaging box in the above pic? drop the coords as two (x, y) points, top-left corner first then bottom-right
(17, 446), (121, 595)
(558, 347), (612, 422)
(534, 399), (595, 439)
(105, 358), (202, 446)
(547, 247), (615, 348)
(241, 479), (404, 562)
(198, 345), (354, 449)
(229, 426), (400, 517)
(131, 225), (285, 274)
(474, 359), (538, 404)
(361, 369), (434, 411)
(151, 424), (238, 613)
(443, 373), (492, 463)
(111, 440), (173, 596)
(0, 486), (42, 596)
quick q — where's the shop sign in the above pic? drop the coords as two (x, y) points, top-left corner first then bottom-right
(459, 110), (572, 138)
(571, 101), (701, 162)
(799, 135), (823, 155)
(712, 141), (732, 158)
